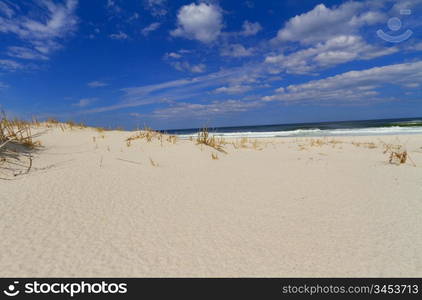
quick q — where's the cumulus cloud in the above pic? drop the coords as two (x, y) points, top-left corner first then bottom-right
(170, 3), (223, 43)
(274, 2), (385, 44)
(265, 35), (398, 74)
(240, 20), (262, 36)
(220, 44), (254, 57)
(0, 0), (78, 59)
(263, 61), (422, 102)
(141, 22), (160, 36)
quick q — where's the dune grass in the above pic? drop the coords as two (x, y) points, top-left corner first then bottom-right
(297, 138), (343, 151)
(351, 141), (377, 149)
(196, 128), (227, 153)
(0, 114), (39, 150)
(126, 127), (177, 146)
(381, 141), (415, 166)
(231, 137), (263, 150)
(0, 113), (41, 177)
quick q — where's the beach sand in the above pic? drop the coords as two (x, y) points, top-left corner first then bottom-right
(1, 126), (422, 277)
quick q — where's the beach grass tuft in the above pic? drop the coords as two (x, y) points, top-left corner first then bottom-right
(196, 128), (227, 153)
(0, 113), (41, 177)
(231, 137), (264, 150)
(381, 141), (415, 166)
(352, 141), (377, 149)
(126, 127), (177, 146)
(0, 114), (40, 150)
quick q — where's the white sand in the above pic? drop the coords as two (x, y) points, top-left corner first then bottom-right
(1, 127), (422, 277)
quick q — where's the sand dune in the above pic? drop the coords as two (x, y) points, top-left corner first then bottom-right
(1, 126), (422, 277)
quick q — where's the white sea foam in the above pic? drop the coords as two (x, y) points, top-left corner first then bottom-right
(176, 126), (422, 139)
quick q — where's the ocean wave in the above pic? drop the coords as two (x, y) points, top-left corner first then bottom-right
(176, 126), (422, 139)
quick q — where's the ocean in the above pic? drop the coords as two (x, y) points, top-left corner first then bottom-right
(165, 117), (422, 139)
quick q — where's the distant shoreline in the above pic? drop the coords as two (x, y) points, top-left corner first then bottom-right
(165, 117), (422, 139)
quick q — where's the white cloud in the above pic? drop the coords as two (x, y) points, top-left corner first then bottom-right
(240, 20), (262, 36)
(7, 46), (48, 60)
(145, 0), (167, 17)
(106, 0), (122, 13)
(170, 61), (206, 73)
(152, 100), (262, 119)
(265, 35), (398, 74)
(141, 22), (160, 36)
(0, 59), (24, 71)
(403, 82), (420, 88)
(164, 52), (182, 59)
(244, 1), (254, 9)
(390, 0), (422, 13)
(220, 44), (254, 57)
(87, 81), (108, 88)
(0, 0), (78, 59)
(84, 68), (244, 113)
(263, 61), (422, 102)
(129, 12), (139, 22)
(410, 42), (422, 51)
(274, 2), (385, 45)
(73, 97), (97, 107)
(171, 3), (223, 43)
(0, 1), (14, 18)
(214, 84), (252, 94)
(109, 31), (128, 40)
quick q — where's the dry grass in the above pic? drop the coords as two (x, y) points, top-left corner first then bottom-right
(126, 127), (177, 146)
(196, 128), (227, 153)
(381, 141), (415, 166)
(166, 135), (178, 144)
(298, 138), (343, 150)
(352, 141), (377, 149)
(65, 120), (87, 130)
(149, 157), (158, 167)
(211, 152), (219, 160)
(231, 137), (263, 150)
(0, 113), (40, 177)
(0, 115), (40, 149)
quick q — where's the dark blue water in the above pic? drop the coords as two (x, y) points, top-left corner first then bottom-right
(164, 117), (422, 138)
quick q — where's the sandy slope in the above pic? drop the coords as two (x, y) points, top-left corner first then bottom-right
(1, 127), (422, 277)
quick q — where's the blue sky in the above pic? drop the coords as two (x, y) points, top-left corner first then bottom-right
(0, 0), (421, 129)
